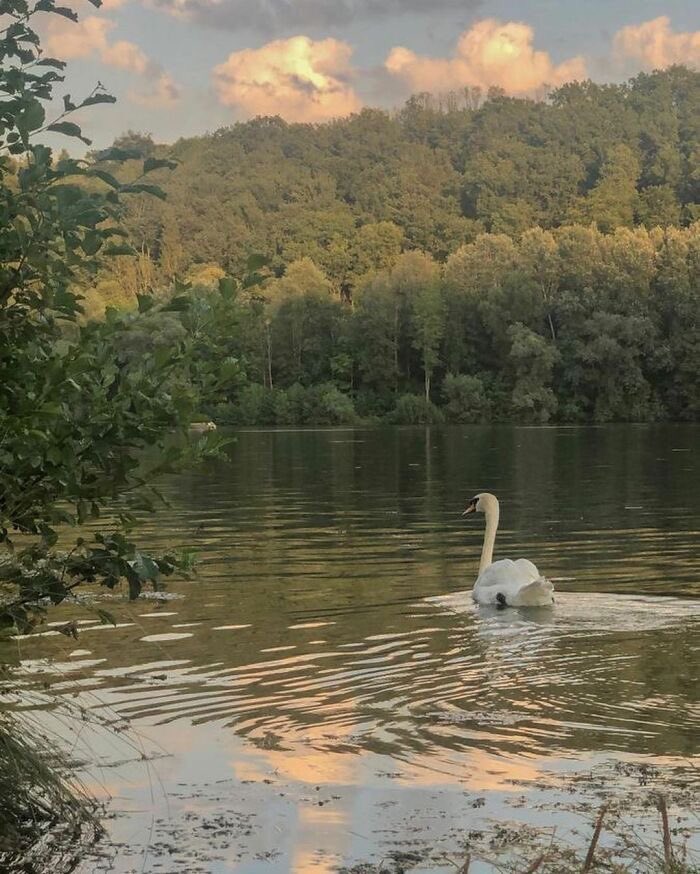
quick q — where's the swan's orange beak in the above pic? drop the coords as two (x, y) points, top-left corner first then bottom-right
(462, 503), (477, 516)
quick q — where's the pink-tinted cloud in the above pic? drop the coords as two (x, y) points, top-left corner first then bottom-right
(213, 35), (362, 122)
(385, 18), (587, 96)
(614, 16), (700, 69)
(102, 40), (151, 75)
(44, 15), (113, 59)
(43, 15), (180, 107)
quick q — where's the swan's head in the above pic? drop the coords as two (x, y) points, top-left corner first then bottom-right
(462, 492), (498, 516)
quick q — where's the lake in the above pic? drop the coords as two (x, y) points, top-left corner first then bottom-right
(7, 425), (700, 872)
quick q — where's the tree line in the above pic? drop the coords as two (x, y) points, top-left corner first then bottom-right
(75, 66), (700, 425)
(129, 222), (697, 426)
(86, 65), (700, 311)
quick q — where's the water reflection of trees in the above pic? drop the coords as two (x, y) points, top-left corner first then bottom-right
(178, 425), (700, 591)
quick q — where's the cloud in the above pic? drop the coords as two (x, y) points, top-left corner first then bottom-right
(44, 15), (180, 106)
(213, 36), (362, 122)
(44, 15), (114, 59)
(150, 0), (480, 31)
(130, 73), (181, 106)
(614, 16), (700, 69)
(385, 18), (587, 96)
(102, 40), (151, 75)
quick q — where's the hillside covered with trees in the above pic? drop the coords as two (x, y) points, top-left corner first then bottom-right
(85, 67), (700, 425)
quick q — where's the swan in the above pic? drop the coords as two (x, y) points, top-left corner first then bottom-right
(463, 492), (554, 608)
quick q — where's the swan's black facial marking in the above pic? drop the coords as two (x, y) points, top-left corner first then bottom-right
(462, 496), (479, 516)
(496, 593), (507, 608)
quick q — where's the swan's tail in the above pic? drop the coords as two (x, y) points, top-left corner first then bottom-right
(508, 577), (554, 607)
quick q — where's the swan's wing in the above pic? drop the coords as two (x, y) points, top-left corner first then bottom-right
(473, 559), (518, 590)
(475, 559), (538, 589)
(513, 558), (540, 581)
(472, 558), (553, 607)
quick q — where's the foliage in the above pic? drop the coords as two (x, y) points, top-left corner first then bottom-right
(388, 394), (445, 425)
(442, 373), (490, 423)
(92, 67), (700, 298)
(147, 222), (700, 427)
(71, 66), (699, 428)
(507, 323), (559, 423)
(0, 0), (226, 634)
(208, 382), (358, 427)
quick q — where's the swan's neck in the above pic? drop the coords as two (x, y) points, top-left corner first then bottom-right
(480, 502), (499, 574)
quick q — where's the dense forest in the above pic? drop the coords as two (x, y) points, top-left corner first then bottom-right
(85, 66), (700, 424)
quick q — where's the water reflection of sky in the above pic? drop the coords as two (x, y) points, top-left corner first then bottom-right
(4, 426), (699, 872)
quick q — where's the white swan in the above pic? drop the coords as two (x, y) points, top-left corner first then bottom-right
(463, 492), (554, 608)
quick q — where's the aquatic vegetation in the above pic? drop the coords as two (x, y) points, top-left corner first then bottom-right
(0, 711), (102, 873)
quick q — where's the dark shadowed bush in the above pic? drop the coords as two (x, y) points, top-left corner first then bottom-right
(442, 373), (490, 422)
(388, 394), (445, 425)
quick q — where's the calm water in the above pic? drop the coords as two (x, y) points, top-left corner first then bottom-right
(6, 425), (700, 872)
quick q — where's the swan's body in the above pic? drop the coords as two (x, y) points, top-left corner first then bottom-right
(464, 493), (554, 608)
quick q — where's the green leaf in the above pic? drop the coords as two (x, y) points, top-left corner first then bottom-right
(47, 121), (92, 145)
(243, 271), (267, 289)
(95, 146), (142, 162)
(81, 230), (103, 256)
(63, 94), (76, 112)
(120, 182), (166, 200)
(18, 100), (45, 135)
(137, 293), (155, 313)
(129, 552), (160, 581)
(50, 5), (79, 20)
(246, 253), (270, 272)
(57, 621), (79, 639)
(80, 92), (117, 109)
(55, 156), (86, 175)
(218, 276), (238, 301)
(88, 168), (121, 189)
(143, 156), (178, 173)
(36, 57), (67, 69)
(103, 243), (136, 256)
(95, 609), (116, 627)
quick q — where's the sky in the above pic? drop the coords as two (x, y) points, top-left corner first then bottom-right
(41, 0), (700, 149)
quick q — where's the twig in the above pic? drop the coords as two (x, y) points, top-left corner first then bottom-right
(523, 854), (546, 873)
(657, 794), (674, 870)
(582, 804), (607, 872)
(458, 854), (470, 873)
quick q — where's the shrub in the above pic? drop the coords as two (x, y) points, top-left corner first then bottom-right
(354, 390), (395, 419)
(236, 383), (276, 426)
(276, 383), (307, 424)
(388, 394), (445, 424)
(306, 384), (357, 425)
(442, 373), (490, 422)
